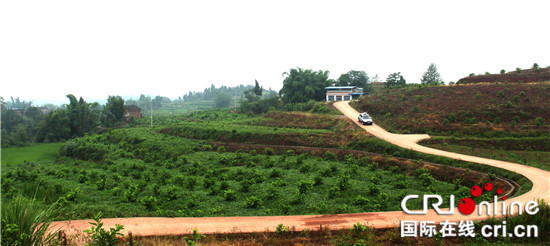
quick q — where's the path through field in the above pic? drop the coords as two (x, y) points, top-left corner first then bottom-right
(51, 101), (549, 237)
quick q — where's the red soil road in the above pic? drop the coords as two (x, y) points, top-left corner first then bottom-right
(50, 101), (550, 237)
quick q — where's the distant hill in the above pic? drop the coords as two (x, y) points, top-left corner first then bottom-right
(352, 82), (550, 137)
(457, 67), (550, 84)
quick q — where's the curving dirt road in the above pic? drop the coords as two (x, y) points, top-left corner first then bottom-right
(51, 101), (549, 237)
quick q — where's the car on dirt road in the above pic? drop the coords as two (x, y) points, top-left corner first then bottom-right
(358, 112), (373, 125)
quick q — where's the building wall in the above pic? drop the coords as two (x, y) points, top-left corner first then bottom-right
(127, 111), (142, 118)
(326, 92), (352, 101)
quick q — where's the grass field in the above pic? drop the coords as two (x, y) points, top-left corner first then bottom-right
(1, 142), (65, 164)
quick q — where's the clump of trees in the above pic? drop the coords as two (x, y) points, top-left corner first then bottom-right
(279, 68), (331, 104)
(385, 72), (406, 88)
(239, 80), (280, 114)
(1, 94), (127, 146)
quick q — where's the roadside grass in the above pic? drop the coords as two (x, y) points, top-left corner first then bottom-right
(1, 196), (57, 246)
(1, 142), (65, 164)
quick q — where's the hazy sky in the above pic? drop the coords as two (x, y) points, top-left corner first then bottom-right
(1, 0), (549, 105)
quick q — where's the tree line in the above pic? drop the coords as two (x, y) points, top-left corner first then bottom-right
(238, 64), (443, 114)
(1, 95), (126, 147)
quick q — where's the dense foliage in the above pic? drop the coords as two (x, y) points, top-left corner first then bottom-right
(279, 68), (331, 104)
(2, 127), (464, 220)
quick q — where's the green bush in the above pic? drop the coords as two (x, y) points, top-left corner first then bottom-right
(264, 148), (274, 155)
(245, 196), (263, 208)
(504, 101), (515, 108)
(84, 212), (124, 246)
(535, 117), (546, 127)
(297, 180), (314, 194)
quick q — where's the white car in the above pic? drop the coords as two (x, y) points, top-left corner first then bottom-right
(358, 112), (373, 125)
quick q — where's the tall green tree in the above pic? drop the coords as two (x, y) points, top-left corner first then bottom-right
(65, 94), (98, 137)
(253, 80), (262, 97)
(102, 96), (125, 127)
(35, 110), (71, 142)
(244, 80), (264, 102)
(421, 63), (442, 85)
(335, 70), (369, 88)
(66, 94), (81, 136)
(214, 92), (231, 108)
(386, 72), (406, 88)
(279, 68), (331, 104)
(151, 96), (163, 111)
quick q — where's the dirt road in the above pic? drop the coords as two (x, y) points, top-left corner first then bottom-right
(51, 101), (549, 237)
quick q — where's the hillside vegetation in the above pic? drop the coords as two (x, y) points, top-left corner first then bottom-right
(457, 67), (550, 84)
(3, 110), (521, 221)
(353, 82), (550, 137)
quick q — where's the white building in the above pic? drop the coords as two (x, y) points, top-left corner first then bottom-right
(324, 86), (365, 101)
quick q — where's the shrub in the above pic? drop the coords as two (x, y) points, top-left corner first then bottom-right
(264, 148), (274, 155)
(298, 180), (314, 194)
(352, 222), (367, 236)
(299, 163), (311, 173)
(140, 196), (157, 210)
(516, 67), (522, 73)
(353, 195), (370, 206)
(202, 144), (213, 151)
(324, 151), (337, 161)
(469, 73), (475, 77)
(164, 185), (179, 201)
(513, 116), (521, 125)
(124, 184), (139, 202)
(513, 95), (520, 102)
(504, 101), (514, 108)
(276, 224), (289, 235)
(497, 91), (505, 98)
(465, 117), (476, 124)
(519, 91), (526, 97)
(500, 69), (506, 74)
(419, 172), (435, 186)
(367, 183), (379, 196)
(337, 173), (351, 191)
(223, 189), (236, 201)
(245, 196), (263, 208)
(327, 186), (341, 198)
(84, 212), (124, 246)
(184, 229), (205, 246)
(265, 185), (278, 200)
(535, 117), (545, 127)
(313, 175), (323, 186)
